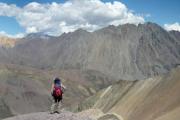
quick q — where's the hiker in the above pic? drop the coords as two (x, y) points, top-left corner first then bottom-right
(50, 77), (66, 114)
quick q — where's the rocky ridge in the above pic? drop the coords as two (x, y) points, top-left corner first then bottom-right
(1, 22), (179, 80)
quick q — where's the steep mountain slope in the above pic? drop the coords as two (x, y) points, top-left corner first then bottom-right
(3, 22), (180, 80)
(75, 67), (180, 120)
(0, 64), (112, 119)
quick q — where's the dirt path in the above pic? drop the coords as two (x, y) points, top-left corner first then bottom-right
(3, 111), (93, 120)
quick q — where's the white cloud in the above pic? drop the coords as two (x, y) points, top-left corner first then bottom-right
(26, 26), (38, 33)
(0, 31), (24, 38)
(0, 0), (145, 36)
(164, 22), (180, 32)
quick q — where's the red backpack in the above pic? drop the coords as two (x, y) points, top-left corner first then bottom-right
(53, 85), (62, 97)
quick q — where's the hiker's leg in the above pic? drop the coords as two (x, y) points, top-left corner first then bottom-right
(51, 97), (59, 113)
(50, 99), (56, 113)
(56, 97), (62, 112)
(54, 101), (59, 112)
(57, 101), (62, 112)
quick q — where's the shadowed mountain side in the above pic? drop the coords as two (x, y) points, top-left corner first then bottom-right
(75, 67), (180, 120)
(0, 64), (113, 119)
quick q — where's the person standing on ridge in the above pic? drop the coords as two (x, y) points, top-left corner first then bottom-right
(50, 77), (66, 114)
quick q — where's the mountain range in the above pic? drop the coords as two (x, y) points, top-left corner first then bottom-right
(0, 22), (180, 80)
(0, 22), (180, 120)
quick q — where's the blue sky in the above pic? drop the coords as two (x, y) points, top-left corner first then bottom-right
(0, 0), (179, 37)
(116, 0), (180, 24)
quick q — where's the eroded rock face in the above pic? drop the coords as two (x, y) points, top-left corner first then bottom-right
(1, 23), (180, 80)
(3, 111), (93, 120)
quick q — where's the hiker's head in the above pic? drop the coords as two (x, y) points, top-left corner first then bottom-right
(54, 77), (61, 84)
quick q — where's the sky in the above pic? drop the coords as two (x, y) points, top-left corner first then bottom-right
(0, 0), (179, 38)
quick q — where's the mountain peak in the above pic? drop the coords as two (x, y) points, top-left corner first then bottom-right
(24, 32), (52, 40)
(169, 30), (180, 34)
(139, 22), (163, 30)
(74, 28), (89, 34)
